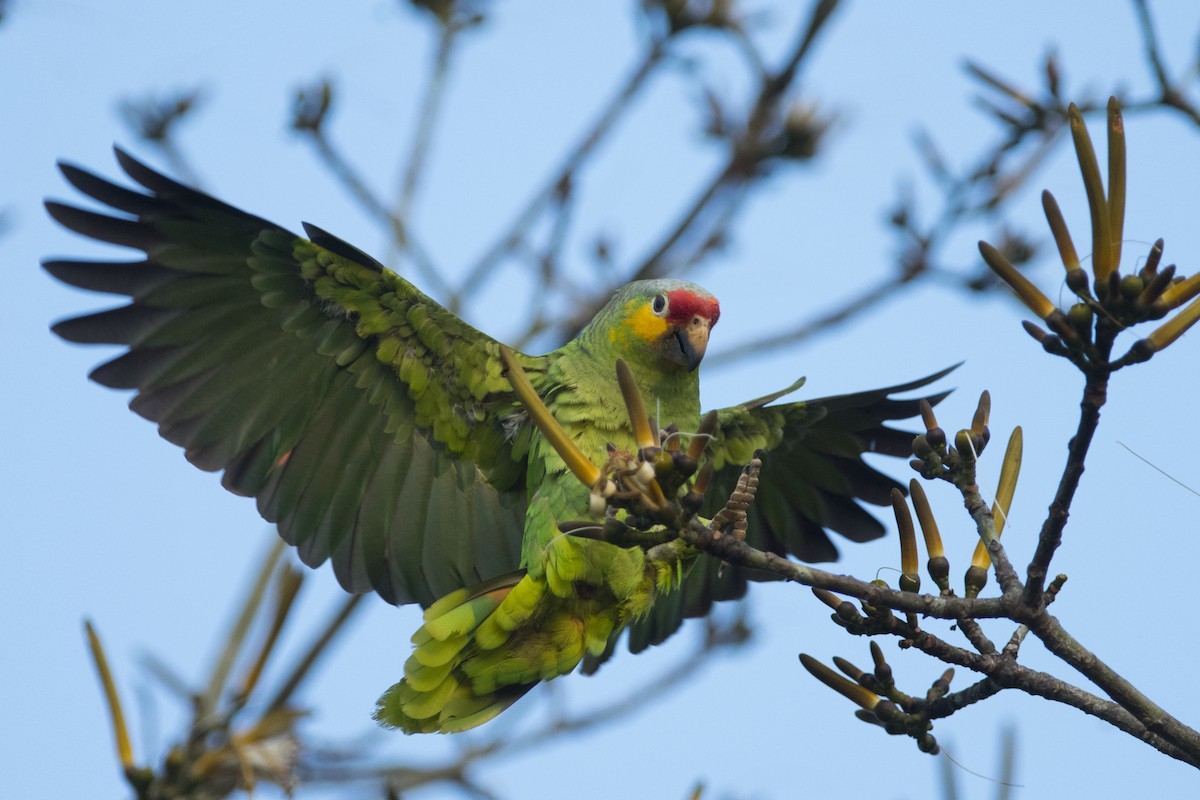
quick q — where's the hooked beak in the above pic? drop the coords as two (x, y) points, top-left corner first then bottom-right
(668, 317), (711, 371)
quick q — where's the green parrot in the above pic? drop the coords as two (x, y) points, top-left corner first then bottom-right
(46, 150), (949, 734)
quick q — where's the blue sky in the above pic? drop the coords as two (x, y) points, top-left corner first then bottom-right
(5, 2), (1200, 798)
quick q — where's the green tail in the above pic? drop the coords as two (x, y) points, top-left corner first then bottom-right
(374, 571), (532, 734)
(375, 539), (695, 734)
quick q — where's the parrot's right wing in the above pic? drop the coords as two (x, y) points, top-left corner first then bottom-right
(46, 150), (545, 607)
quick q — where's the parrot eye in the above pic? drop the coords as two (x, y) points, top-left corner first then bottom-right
(651, 294), (668, 316)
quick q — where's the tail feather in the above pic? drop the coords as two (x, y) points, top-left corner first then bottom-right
(423, 588), (510, 640)
(409, 632), (469, 667)
(474, 576), (546, 648)
(374, 567), (624, 733)
(375, 570), (539, 734)
(375, 679), (534, 734)
(398, 674), (460, 720)
(439, 684), (532, 733)
(374, 538), (697, 734)
(402, 657), (454, 692)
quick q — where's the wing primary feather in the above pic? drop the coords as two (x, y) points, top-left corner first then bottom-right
(58, 162), (167, 217)
(43, 259), (174, 297)
(45, 202), (163, 250)
(52, 305), (178, 346)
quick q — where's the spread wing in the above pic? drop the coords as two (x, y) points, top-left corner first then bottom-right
(45, 149), (543, 607)
(586, 366), (954, 669)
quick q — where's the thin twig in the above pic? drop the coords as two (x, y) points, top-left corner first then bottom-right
(1132, 0), (1200, 125)
(393, 19), (461, 226)
(307, 129), (450, 296)
(199, 538), (286, 720)
(453, 38), (670, 310)
(709, 274), (915, 367)
(266, 593), (366, 712)
(1021, 342), (1111, 607)
(955, 617), (997, 656)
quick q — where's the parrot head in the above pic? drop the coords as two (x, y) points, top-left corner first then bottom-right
(595, 280), (720, 372)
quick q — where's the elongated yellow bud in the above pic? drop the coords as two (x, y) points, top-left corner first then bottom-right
(1041, 190), (1081, 274)
(500, 345), (603, 490)
(1106, 97), (1126, 274)
(614, 360), (668, 508)
(971, 390), (991, 439)
(1160, 272), (1200, 309)
(687, 410), (719, 462)
(616, 359), (656, 451)
(967, 427), (1023, 592)
(1068, 103), (1114, 287)
(799, 654), (880, 710)
(979, 241), (1056, 319)
(891, 489), (919, 593)
(84, 620), (135, 769)
(1146, 295), (1200, 352)
(908, 480), (943, 560)
(992, 427), (1023, 538)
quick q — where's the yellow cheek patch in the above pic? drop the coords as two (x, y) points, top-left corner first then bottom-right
(623, 300), (668, 344)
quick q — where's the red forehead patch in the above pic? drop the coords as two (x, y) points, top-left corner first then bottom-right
(666, 289), (720, 326)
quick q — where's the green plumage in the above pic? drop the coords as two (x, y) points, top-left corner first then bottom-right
(47, 150), (950, 733)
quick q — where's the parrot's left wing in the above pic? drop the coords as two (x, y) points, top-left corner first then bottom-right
(583, 366), (954, 669)
(45, 150), (543, 607)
